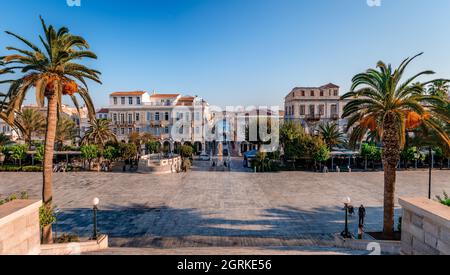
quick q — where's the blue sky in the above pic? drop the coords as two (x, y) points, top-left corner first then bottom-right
(1, 0), (450, 108)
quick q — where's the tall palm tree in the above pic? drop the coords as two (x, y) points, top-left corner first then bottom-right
(428, 80), (449, 99)
(317, 122), (345, 149)
(16, 108), (46, 147)
(342, 53), (450, 238)
(82, 118), (117, 149)
(56, 115), (76, 150)
(1, 17), (101, 243)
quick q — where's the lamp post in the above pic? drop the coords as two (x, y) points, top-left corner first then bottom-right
(92, 197), (100, 240)
(428, 147), (433, 199)
(341, 197), (352, 239)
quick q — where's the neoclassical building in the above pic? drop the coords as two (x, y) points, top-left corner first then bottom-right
(106, 91), (212, 153)
(284, 83), (349, 134)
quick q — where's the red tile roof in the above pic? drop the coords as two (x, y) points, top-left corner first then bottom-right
(97, 108), (109, 114)
(111, 91), (147, 96)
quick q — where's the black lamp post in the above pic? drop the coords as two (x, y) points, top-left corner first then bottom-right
(428, 147), (433, 199)
(92, 197), (99, 240)
(341, 197), (352, 239)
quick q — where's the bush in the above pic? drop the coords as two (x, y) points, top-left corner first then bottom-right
(436, 191), (450, 207)
(56, 233), (80, 244)
(119, 143), (138, 160)
(181, 145), (194, 159)
(9, 144), (28, 166)
(39, 205), (57, 229)
(22, 166), (43, 172)
(34, 145), (44, 163)
(0, 165), (43, 172)
(146, 140), (160, 154)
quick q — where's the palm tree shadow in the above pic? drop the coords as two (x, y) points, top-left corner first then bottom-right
(54, 204), (402, 248)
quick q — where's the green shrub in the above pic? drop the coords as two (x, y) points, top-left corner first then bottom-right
(436, 191), (450, 207)
(34, 145), (44, 163)
(22, 166), (43, 172)
(39, 205), (57, 229)
(181, 145), (194, 159)
(9, 144), (28, 166)
(56, 233), (80, 244)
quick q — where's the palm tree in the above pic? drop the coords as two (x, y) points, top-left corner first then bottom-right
(428, 80), (449, 99)
(342, 53), (450, 238)
(16, 108), (46, 148)
(82, 118), (117, 149)
(56, 115), (76, 151)
(317, 122), (345, 149)
(1, 17), (101, 243)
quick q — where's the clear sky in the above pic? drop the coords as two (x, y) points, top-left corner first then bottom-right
(1, 0), (450, 108)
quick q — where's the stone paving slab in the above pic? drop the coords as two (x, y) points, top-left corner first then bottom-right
(0, 160), (449, 248)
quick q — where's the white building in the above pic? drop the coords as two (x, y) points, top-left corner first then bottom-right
(284, 83), (349, 134)
(106, 91), (212, 153)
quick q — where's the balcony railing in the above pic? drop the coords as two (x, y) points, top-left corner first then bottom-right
(305, 114), (322, 121)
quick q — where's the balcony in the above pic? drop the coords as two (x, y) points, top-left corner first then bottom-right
(305, 114), (322, 122)
(331, 114), (340, 121)
(113, 121), (137, 127)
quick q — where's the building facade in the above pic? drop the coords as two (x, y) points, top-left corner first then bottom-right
(106, 91), (212, 152)
(284, 83), (348, 134)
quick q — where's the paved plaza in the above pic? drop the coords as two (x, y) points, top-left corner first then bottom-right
(0, 159), (449, 249)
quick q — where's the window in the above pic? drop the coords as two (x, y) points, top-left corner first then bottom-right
(164, 112), (169, 121)
(320, 91), (324, 97)
(292, 105), (296, 116)
(164, 127), (169, 134)
(120, 114), (125, 124)
(136, 97), (141, 105)
(128, 97), (133, 105)
(128, 114), (133, 123)
(331, 105), (338, 115)
(319, 105), (325, 115)
(300, 105), (306, 115)
(179, 126), (184, 134)
(185, 112), (190, 121)
(310, 91), (315, 97)
(301, 91), (305, 96)
(309, 105), (315, 115)
(334, 90), (338, 96)
(113, 97), (118, 105)
(195, 127), (200, 134)
(121, 97), (125, 105)
(113, 128), (117, 134)
(128, 128), (132, 134)
(136, 128), (140, 133)
(195, 112), (200, 121)
(121, 128), (125, 135)
(147, 112), (151, 121)
(155, 112), (160, 121)
(135, 113), (140, 122)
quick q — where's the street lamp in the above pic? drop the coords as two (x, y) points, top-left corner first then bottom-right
(341, 197), (352, 239)
(92, 197), (100, 240)
(428, 147), (433, 199)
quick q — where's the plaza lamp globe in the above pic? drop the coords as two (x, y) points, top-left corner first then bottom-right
(93, 197), (100, 207)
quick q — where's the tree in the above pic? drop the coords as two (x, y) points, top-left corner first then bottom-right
(56, 116), (76, 151)
(34, 144), (45, 164)
(82, 118), (117, 149)
(428, 80), (449, 99)
(181, 145), (194, 159)
(317, 122), (345, 149)
(360, 143), (382, 170)
(81, 145), (99, 170)
(313, 144), (331, 169)
(16, 109), (46, 148)
(146, 140), (160, 154)
(2, 17), (101, 243)
(341, 53), (450, 238)
(10, 144), (27, 167)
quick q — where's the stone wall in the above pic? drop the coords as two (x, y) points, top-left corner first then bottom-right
(0, 200), (42, 255)
(399, 197), (450, 255)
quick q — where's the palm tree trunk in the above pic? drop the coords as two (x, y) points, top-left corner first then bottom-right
(382, 113), (400, 238)
(42, 93), (58, 244)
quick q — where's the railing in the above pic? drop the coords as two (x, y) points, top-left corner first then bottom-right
(305, 114), (322, 121)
